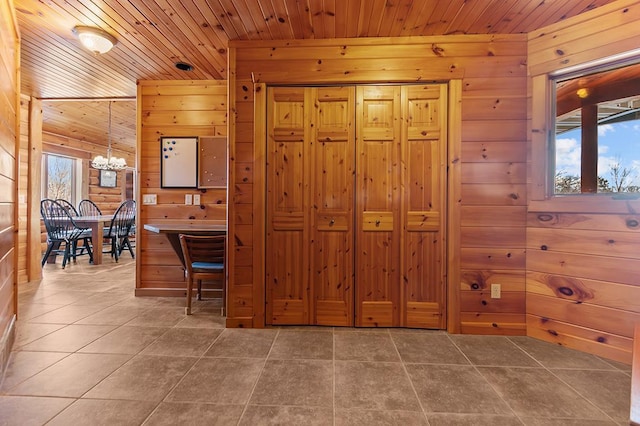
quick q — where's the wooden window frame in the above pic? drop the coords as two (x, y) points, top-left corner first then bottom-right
(529, 64), (640, 215)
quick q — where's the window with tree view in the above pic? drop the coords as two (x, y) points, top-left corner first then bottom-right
(43, 153), (77, 203)
(554, 62), (640, 194)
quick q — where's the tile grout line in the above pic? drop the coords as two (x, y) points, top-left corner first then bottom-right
(507, 336), (620, 424)
(445, 334), (526, 425)
(387, 329), (432, 424)
(542, 364), (621, 424)
(136, 316), (228, 425)
(236, 327), (281, 425)
(134, 320), (216, 425)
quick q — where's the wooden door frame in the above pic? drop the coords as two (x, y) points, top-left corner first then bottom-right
(254, 81), (463, 333)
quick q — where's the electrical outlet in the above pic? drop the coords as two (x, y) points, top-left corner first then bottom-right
(142, 194), (157, 205)
(193, 194), (201, 205)
(491, 284), (501, 299)
(185, 194), (193, 205)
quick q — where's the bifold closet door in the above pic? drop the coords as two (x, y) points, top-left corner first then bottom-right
(355, 86), (402, 327)
(355, 84), (447, 328)
(309, 87), (355, 326)
(266, 87), (310, 325)
(401, 84), (447, 329)
(267, 84), (446, 328)
(266, 86), (355, 326)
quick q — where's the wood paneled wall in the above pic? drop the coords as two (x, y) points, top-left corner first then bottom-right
(527, 0), (640, 363)
(0, 0), (19, 377)
(227, 35), (529, 330)
(136, 80), (227, 296)
(17, 96), (30, 284)
(86, 168), (128, 214)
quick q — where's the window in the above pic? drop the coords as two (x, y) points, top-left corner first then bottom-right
(42, 153), (81, 203)
(553, 62), (640, 195)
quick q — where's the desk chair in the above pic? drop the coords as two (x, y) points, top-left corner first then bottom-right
(179, 234), (226, 315)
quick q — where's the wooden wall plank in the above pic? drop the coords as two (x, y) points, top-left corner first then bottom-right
(526, 314), (632, 364)
(527, 227), (640, 260)
(527, 271), (640, 312)
(228, 35), (529, 333)
(137, 80), (228, 297)
(526, 0), (640, 363)
(0, 0), (18, 380)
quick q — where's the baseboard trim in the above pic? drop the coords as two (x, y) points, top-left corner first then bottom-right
(135, 288), (184, 297)
(0, 314), (16, 385)
(134, 288), (224, 298)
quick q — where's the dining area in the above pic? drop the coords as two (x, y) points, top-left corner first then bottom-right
(40, 198), (136, 268)
(38, 190), (230, 320)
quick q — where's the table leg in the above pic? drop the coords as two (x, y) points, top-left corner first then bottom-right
(91, 222), (104, 265)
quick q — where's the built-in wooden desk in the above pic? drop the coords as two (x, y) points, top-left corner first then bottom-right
(143, 221), (226, 266)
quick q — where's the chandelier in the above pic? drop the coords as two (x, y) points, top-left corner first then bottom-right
(91, 101), (127, 170)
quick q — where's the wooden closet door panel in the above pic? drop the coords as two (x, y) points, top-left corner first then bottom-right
(311, 87), (355, 326)
(266, 87), (310, 324)
(401, 84), (448, 329)
(355, 86), (401, 327)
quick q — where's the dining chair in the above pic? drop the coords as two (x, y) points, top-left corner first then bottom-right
(40, 199), (93, 268)
(179, 234), (226, 315)
(53, 199), (94, 256)
(55, 198), (79, 216)
(77, 199), (102, 216)
(104, 199), (136, 262)
(77, 199), (105, 259)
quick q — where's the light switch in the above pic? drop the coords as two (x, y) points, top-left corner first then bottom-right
(193, 194), (201, 205)
(185, 194), (193, 205)
(142, 194), (157, 205)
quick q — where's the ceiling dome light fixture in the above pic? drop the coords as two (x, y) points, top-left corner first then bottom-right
(72, 26), (117, 55)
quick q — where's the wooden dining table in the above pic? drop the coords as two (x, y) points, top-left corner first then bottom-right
(143, 221), (227, 267)
(74, 214), (114, 265)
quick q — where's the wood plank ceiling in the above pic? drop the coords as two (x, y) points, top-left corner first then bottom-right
(15, 0), (618, 152)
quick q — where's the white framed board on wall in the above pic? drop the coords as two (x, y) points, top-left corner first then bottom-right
(160, 136), (198, 188)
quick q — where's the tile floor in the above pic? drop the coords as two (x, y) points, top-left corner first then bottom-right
(0, 256), (633, 425)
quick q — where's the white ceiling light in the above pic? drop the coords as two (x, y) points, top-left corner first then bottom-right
(72, 26), (117, 55)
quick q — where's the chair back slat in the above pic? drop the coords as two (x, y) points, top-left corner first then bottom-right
(106, 200), (136, 238)
(179, 234), (225, 267)
(78, 199), (102, 216)
(55, 199), (79, 216)
(40, 199), (87, 241)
